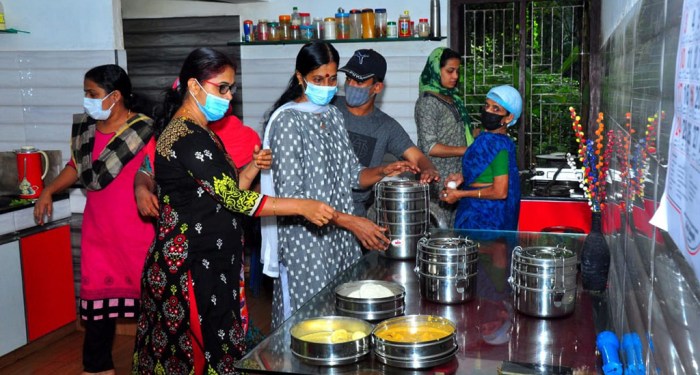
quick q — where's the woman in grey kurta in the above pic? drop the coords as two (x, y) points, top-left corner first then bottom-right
(415, 47), (474, 227)
(261, 42), (419, 329)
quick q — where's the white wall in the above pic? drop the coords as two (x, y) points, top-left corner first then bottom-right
(0, 0), (125, 156)
(0, 0), (123, 51)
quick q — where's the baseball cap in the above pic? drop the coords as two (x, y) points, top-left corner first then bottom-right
(339, 49), (387, 82)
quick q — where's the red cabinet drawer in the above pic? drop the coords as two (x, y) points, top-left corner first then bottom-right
(20, 225), (76, 341)
(518, 199), (592, 233)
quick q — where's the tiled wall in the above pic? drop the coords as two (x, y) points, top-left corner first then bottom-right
(601, 0), (700, 372)
(0, 50), (127, 163)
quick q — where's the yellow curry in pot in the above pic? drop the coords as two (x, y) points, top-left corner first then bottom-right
(375, 324), (453, 343)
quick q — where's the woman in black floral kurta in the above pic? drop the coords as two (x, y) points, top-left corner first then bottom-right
(133, 47), (334, 375)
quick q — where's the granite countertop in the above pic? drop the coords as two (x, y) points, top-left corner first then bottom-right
(0, 194), (71, 239)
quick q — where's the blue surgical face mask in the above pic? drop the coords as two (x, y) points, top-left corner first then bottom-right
(344, 82), (374, 107)
(190, 79), (230, 122)
(304, 80), (337, 106)
(83, 91), (115, 120)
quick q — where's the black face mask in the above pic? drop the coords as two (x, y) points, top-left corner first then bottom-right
(481, 108), (506, 130)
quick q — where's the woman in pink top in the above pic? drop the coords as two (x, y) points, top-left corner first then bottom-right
(34, 64), (155, 375)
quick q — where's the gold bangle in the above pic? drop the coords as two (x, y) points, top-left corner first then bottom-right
(478, 190), (481, 199)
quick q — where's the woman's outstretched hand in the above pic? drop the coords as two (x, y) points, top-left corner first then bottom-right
(300, 199), (335, 226)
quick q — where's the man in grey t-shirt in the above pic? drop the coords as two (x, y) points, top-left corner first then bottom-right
(335, 49), (440, 217)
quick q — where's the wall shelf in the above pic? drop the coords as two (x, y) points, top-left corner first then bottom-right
(229, 36), (445, 46)
(0, 28), (30, 34)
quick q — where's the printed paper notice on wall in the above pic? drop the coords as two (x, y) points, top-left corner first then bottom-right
(651, 0), (700, 280)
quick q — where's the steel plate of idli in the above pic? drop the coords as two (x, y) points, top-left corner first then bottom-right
(335, 280), (406, 321)
(290, 316), (372, 366)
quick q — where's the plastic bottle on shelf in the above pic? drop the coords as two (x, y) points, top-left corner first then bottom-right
(291, 25), (301, 40)
(336, 8), (350, 40)
(300, 12), (312, 27)
(417, 18), (430, 37)
(398, 10), (411, 38)
(291, 6), (301, 27)
(361, 9), (375, 39)
(243, 20), (254, 42)
(387, 21), (398, 38)
(0, 1), (6, 31)
(374, 8), (387, 38)
(312, 17), (324, 40)
(349, 9), (362, 39)
(268, 21), (279, 41)
(300, 24), (314, 40)
(257, 19), (269, 41)
(279, 15), (291, 40)
(323, 17), (336, 40)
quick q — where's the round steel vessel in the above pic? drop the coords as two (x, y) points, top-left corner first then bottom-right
(415, 236), (479, 303)
(372, 315), (458, 369)
(290, 316), (373, 366)
(335, 280), (405, 321)
(508, 245), (579, 318)
(374, 180), (430, 259)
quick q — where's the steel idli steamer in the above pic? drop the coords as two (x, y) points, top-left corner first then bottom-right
(508, 245), (579, 317)
(374, 180), (430, 259)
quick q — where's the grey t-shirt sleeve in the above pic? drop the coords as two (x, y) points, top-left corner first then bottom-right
(381, 114), (415, 160)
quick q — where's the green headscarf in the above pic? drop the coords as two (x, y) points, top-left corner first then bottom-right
(419, 47), (473, 146)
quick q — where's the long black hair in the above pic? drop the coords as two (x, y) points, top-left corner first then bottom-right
(265, 42), (339, 124)
(84, 64), (135, 109)
(156, 47), (236, 134)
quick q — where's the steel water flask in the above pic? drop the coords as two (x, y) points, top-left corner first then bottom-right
(430, 0), (441, 38)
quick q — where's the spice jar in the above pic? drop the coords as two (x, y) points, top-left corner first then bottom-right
(374, 8), (387, 38)
(336, 10), (350, 39)
(243, 20), (253, 42)
(349, 9), (362, 39)
(300, 12), (311, 26)
(278, 15), (291, 40)
(312, 17), (324, 39)
(267, 21), (279, 41)
(398, 11), (411, 38)
(417, 18), (430, 37)
(291, 25), (301, 40)
(300, 24), (314, 40)
(387, 21), (398, 38)
(361, 8), (375, 39)
(323, 17), (336, 40)
(257, 19), (269, 41)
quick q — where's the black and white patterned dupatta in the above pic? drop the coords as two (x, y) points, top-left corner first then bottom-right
(70, 113), (154, 191)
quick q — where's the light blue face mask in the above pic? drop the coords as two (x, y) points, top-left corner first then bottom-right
(83, 91), (115, 120)
(190, 79), (230, 122)
(304, 80), (337, 106)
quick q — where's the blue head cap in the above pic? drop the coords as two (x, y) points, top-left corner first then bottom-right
(486, 85), (522, 127)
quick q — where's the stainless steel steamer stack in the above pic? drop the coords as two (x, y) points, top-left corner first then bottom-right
(508, 245), (579, 318)
(414, 236), (479, 303)
(374, 180), (430, 259)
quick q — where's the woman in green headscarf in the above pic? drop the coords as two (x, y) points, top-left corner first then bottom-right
(414, 47), (473, 227)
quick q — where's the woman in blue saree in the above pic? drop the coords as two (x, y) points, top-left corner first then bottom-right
(440, 85), (522, 231)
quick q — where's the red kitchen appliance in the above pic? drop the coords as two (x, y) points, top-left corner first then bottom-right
(15, 146), (49, 199)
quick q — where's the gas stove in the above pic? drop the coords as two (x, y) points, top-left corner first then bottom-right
(529, 167), (585, 198)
